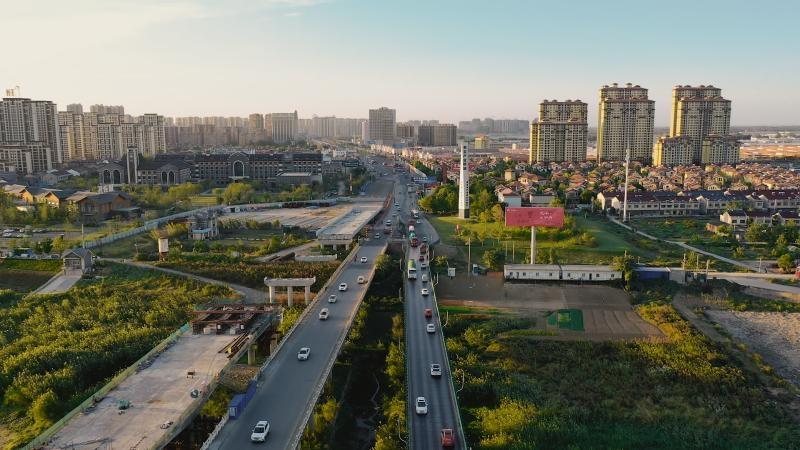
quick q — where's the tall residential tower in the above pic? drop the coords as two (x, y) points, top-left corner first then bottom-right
(368, 107), (396, 145)
(667, 85), (737, 164)
(597, 83), (654, 163)
(529, 99), (587, 163)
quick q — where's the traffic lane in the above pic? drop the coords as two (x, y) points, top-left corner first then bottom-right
(213, 244), (384, 449)
(406, 251), (461, 449)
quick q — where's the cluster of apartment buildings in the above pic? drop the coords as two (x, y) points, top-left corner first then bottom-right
(528, 83), (742, 167)
(167, 111), (300, 148)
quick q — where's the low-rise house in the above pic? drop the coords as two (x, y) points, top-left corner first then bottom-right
(496, 187), (521, 207)
(772, 211), (800, 226)
(62, 248), (95, 275)
(720, 210), (749, 227)
(67, 191), (133, 222)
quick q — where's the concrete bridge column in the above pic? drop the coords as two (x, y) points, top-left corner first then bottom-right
(287, 286), (294, 307)
(268, 286), (275, 304)
(304, 285), (311, 304)
(247, 344), (257, 365)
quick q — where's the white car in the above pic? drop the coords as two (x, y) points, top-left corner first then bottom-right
(297, 347), (310, 360)
(329, 294), (338, 303)
(319, 308), (329, 320)
(420, 262), (428, 269)
(338, 283), (348, 292)
(422, 236), (428, 242)
(357, 275), (366, 284)
(426, 323), (436, 334)
(374, 233), (380, 238)
(430, 364), (442, 377)
(250, 420), (270, 442)
(421, 273), (429, 283)
(421, 288), (429, 296)
(360, 256), (368, 263)
(415, 397), (428, 415)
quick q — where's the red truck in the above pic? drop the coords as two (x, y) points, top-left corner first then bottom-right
(440, 428), (455, 447)
(383, 227), (391, 235)
(420, 243), (428, 254)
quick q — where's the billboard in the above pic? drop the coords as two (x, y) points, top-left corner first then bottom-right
(505, 207), (565, 227)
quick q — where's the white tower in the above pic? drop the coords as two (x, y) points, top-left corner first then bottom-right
(458, 142), (470, 219)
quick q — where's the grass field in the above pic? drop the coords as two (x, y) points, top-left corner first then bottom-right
(0, 259), (62, 293)
(428, 214), (672, 267)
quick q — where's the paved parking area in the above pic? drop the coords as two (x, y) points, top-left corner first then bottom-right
(49, 333), (236, 450)
(438, 273), (662, 340)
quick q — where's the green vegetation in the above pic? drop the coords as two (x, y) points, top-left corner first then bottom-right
(125, 183), (203, 210)
(0, 192), (77, 227)
(0, 259), (61, 293)
(156, 253), (338, 292)
(446, 302), (800, 449)
(0, 263), (232, 448)
(418, 183), (458, 214)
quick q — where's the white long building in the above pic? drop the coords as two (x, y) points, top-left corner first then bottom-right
(504, 264), (621, 282)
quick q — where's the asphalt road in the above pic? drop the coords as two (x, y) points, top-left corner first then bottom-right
(397, 184), (465, 450)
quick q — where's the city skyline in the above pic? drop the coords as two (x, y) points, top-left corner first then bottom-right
(1, 0), (798, 125)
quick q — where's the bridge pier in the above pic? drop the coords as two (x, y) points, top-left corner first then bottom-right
(304, 285), (311, 304)
(268, 286), (275, 304)
(264, 277), (316, 307)
(247, 344), (257, 365)
(287, 286), (294, 307)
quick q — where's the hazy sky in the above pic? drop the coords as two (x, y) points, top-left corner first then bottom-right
(2, 0), (798, 125)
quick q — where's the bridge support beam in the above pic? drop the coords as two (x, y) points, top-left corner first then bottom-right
(247, 345), (257, 365)
(304, 285), (311, 304)
(287, 286), (294, 307)
(268, 286), (275, 304)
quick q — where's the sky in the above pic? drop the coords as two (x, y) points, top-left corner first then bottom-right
(1, 0), (798, 126)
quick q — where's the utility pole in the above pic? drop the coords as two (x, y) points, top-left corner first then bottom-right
(530, 226), (536, 264)
(467, 238), (471, 276)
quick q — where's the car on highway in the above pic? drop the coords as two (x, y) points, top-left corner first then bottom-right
(424, 308), (432, 318)
(426, 323), (436, 334)
(421, 288), (429, 296)
(338, 283), (348, 291)
(250, 420), (270, 442)
(421, 273), (429, 283)
(441, 428), (455, 447)
(374, 233), (380, 238)
(421, 261), (428, 269)
(357, 275), (366, 284)
(430, 364), (442, 377)
(297, 347), (310, 360)
(385, 220), (392, 226)
(422, 235), (428, 242)
(318, 308), (329, 320)
(415, 397), (428, 415)
(360, 256), (368, 263)
(328, 294), (338, 303)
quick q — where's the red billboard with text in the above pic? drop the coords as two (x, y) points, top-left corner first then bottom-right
(505, 207), (565, 227)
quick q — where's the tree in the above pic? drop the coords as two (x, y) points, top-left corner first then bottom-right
(490, 204), (504, 223)
(481, 248), (503, 270)
(221, 182), (255, 205)
(777, 254), (796, 273)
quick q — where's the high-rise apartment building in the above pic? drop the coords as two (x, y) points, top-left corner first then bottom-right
(418, 124), (457, 147)
(669, 85), (733, 163)
(66, 103), (84, 114)
(701, 135), (741, 165)
(652, 136), (693, 166)
(396, 123), (415, 141)
(58, 111), (166, 161)
(90, 104), (125, 115)
(265, 111), (298, 144)
(597, 83), (654, 163)
(368, 107), (396, 145)
(248, 113), (264, 130)
(0, 96), (62, 165)
(0, 143), (52, 174)
(529, 99), (587, 163)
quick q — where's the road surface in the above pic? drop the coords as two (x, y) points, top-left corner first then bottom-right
(396, 180), (465, 449)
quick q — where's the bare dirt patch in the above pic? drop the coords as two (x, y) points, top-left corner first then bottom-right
(436, 272), (662, 341)
(706, 311), (800, 388)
